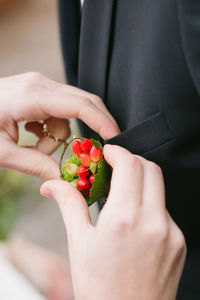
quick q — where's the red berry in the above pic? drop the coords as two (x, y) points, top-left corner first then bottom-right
(72, 140), (81, 156)
(90, 146), (102, 163)
(82, 188), (90, 196)
(89, 174), (96, 185)
(81, 139), (93, 153)
(77, 165), (89, 178)
(80, 153), (91, 167)
(77, 177), (90, 191)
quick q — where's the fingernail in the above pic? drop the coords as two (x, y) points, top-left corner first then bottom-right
(40, 186), (53, 198)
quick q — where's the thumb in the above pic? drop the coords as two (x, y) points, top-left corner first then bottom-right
(2, 143), (60, 180)
(40, 180), (91, 238)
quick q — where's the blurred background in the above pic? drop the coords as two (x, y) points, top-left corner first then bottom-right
(0, 0), (67, 255)
(0, 0), (97, 299)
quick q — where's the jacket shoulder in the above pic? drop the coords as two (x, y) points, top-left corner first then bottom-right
(177, 0), (200, 95)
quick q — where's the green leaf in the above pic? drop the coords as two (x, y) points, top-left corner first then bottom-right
(61, 165), (75, 182)
(88, 159), (111, 206)
(91, 139), (103, 150)
(89, 162), (98, 174)
(71, 178), (78, 188)
(64, 163), (78, 176)
(61, 154), (81, 182)
(61, 139), (110, 207)
(66, 154), (81, 166)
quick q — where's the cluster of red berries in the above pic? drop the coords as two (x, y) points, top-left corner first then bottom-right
(72, 139), (102, 196)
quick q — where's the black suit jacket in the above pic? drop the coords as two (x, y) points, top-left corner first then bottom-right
(58, 1), (200, 298)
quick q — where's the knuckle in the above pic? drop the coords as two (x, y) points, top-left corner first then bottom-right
(113, 221), (131, 234)
(93, 95), (103, 104)
(29, 162), (43, 177)
(29, 159), (48, 179)
(147, 162), (163, 180)
(128, 155), (142, 170)
(116, 154), (143, 178)
(147, 161), (162, 174)
(110, 214), (135, 234)
(23, 72), (44, 91)
(82, 97), (93, 108)
(26, 71), (43, 82)
(145, 219), (169, 245)
(78, 97), (94, 117)
(170, 227), (187, 254)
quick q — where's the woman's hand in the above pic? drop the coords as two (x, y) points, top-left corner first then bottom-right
(0, 72), (119, 179)
(41, 145), (186, 300)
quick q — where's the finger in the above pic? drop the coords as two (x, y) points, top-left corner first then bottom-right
(2, 142), (60, 180)
(12, 73), (120, 140)
(36, 92), (119, 140)
(25, 121), (43, 138)
(53, 84), (120, 130)
(25, 118), (70, 155)
(103, 144), (144, 211)
(36, 118), (70, 155)
(5, 119), (19, 143)
(36, 76), (119, 129)
(142, 161), (165, 210)
(40, 180), (92, 238)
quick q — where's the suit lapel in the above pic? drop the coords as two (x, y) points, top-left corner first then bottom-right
(78, 0), (115, 99)
(58, 0), (81, 85)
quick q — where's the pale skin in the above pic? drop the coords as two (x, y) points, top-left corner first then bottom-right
(0, 72), (119, 179)
(0, 72), (186, 299)
(6, 236), (74, 300)
(0, 71), (119, 299)
(41, 145), (186, 300)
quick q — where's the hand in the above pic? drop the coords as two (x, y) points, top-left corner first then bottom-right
(41, 145), (186, 300)
(0, 72), (119, 179)
(7, 235), (74, 300)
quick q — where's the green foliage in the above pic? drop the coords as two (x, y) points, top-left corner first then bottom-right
(0, 169), (28, 240)
(88, 159), (111, 206)
(61, 156), (80, 182)
(62, 139), (111, 207)
(71, 178), (78, 188)
(91, 139), (103, 150)
(89, 162), (98, 174)
(66, 154), (81, 166)
(61, 165), (75, 182)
